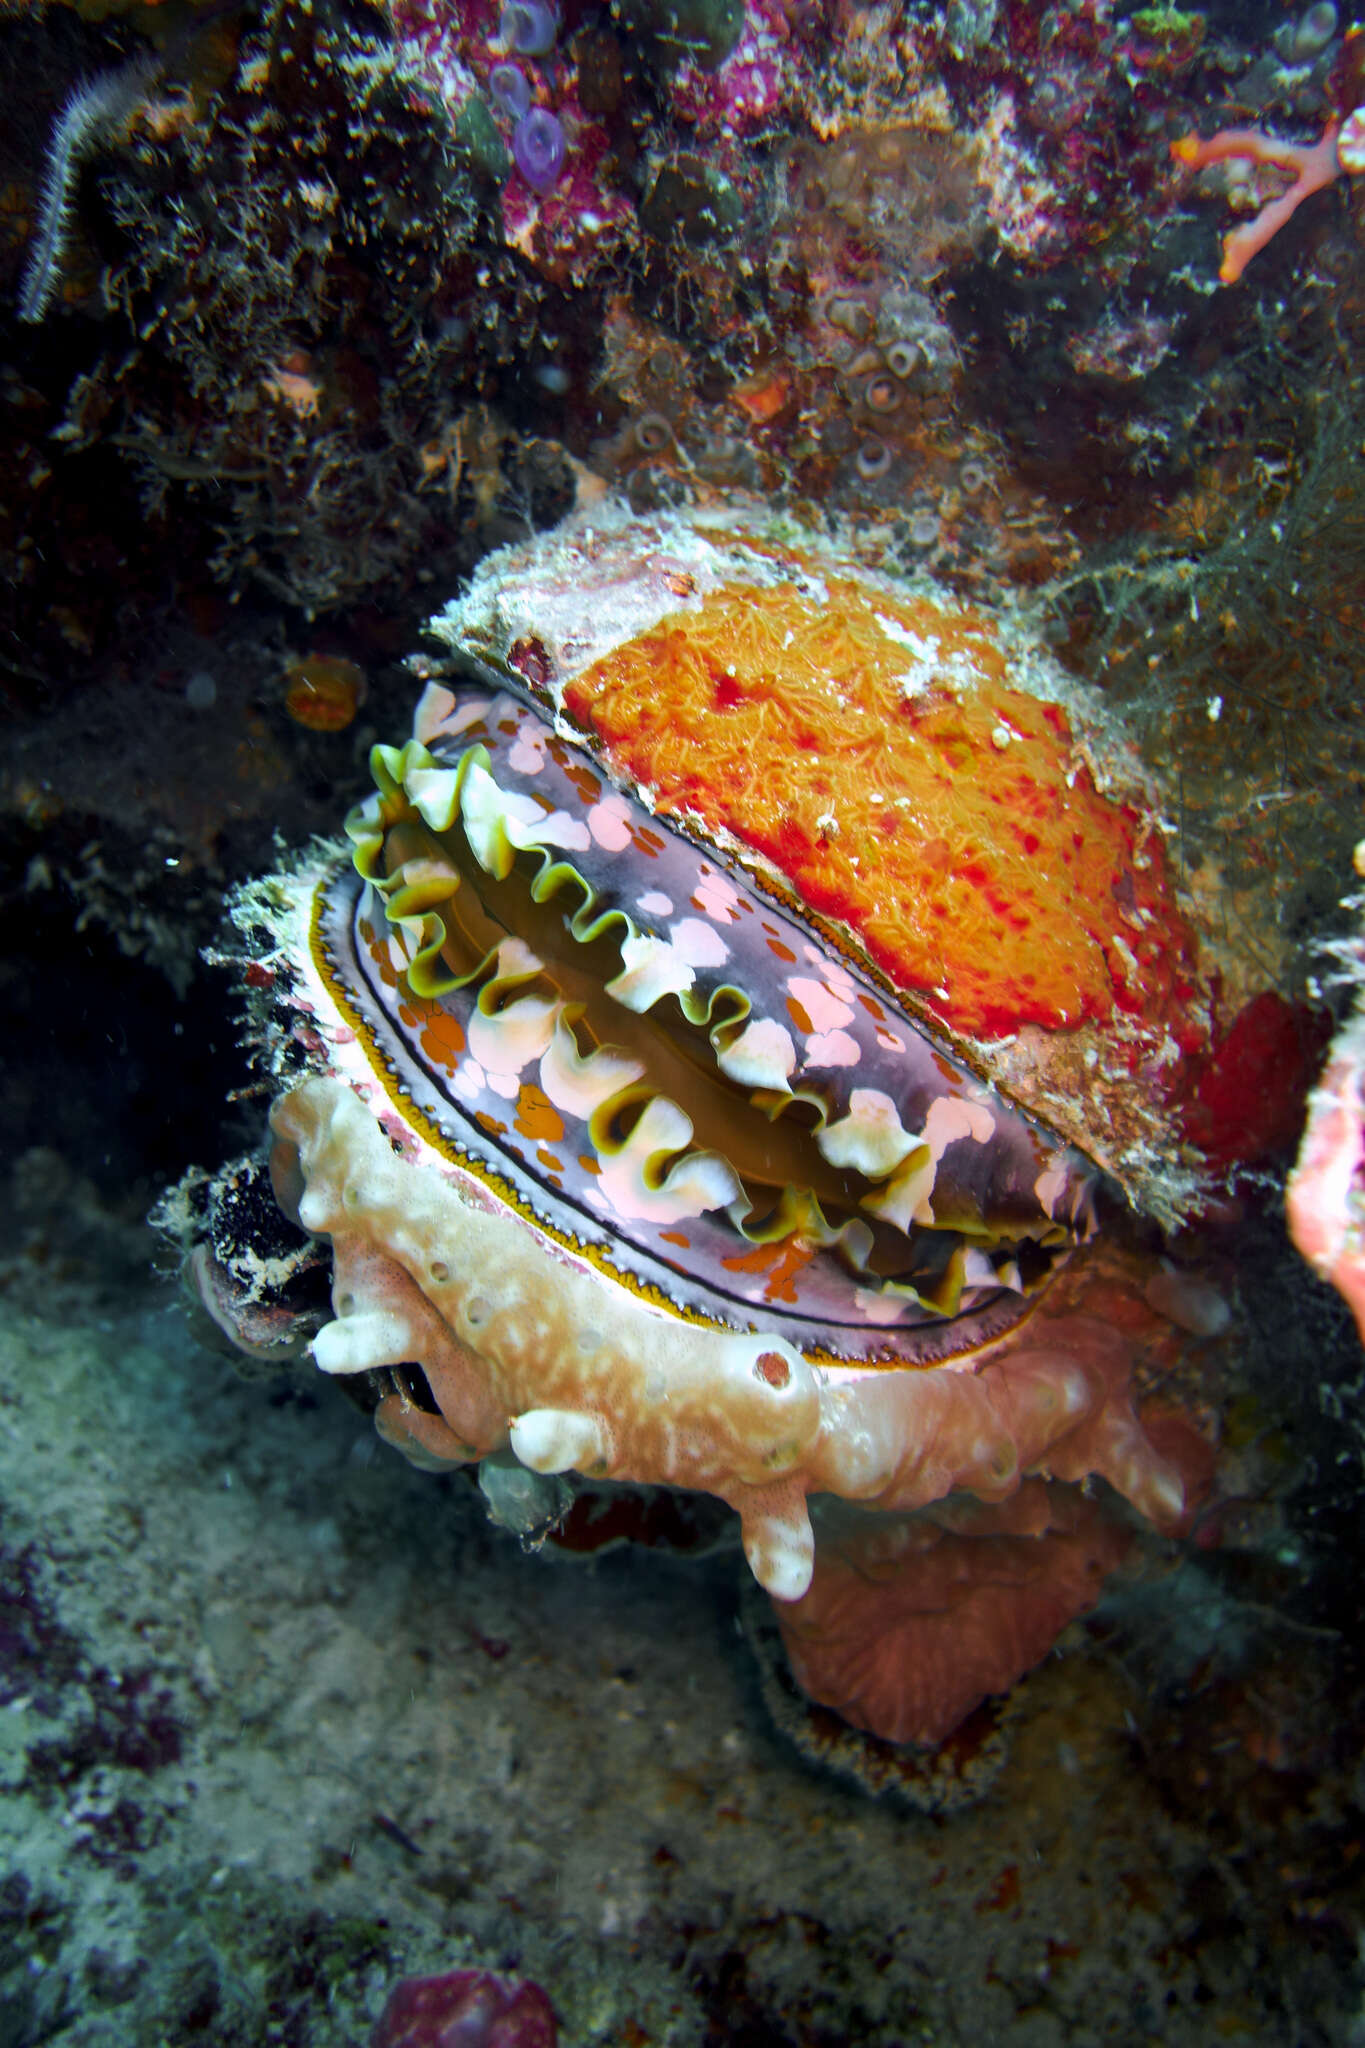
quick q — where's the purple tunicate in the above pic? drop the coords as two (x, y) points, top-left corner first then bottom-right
(500, 0), (558, 55)
(512, 106), (565, 194)
(488, 62), (532, 122)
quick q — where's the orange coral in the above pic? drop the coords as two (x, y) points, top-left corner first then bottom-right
(283, 654), (367, 732)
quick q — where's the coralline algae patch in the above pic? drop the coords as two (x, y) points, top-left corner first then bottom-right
(561, 574), (1201, 1044)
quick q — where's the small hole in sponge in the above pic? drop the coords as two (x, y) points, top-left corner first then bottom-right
(465, 1295), (492, 1328)
(392, 1363), (440, 1414)
(754, 1350), (790, 1389)
(429, 1259), (452, 1284)
(336, 1292), (356, 1316)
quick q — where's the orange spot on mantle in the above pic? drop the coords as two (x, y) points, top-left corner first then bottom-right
(514, 1084), (565, 1144)
(720, 1237), (816, 1305)
(418, 1006), (467, 1072)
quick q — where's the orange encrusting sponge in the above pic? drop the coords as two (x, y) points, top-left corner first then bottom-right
(563, 575), (1199, 1041)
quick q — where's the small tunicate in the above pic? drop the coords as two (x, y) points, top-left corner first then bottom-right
(824, 293), (872, 340)
(533, 362), (572, 393)
(845, 346), (882, 381)
(184, 669), (217, 710)
(908, 507), (941, 548)
(627, 462), (691, 513)
(855, 437), (892, 481)
(488, 62), (532, 122)
(454, 96), (511, 182)
(690, 427), (739, 466)
(688, 430), (759, 487)
(884, 339), (921, 381)
(958, 458), (988, 495)
(641, 155), (742, 245)
(1240, 53), (1278, 108)
(632, 411), (674, 454)
(512, 106), (566, 193)
(1292, 2), (1337, 62)
(479, 1455), (572, 1537)
(501, 0), (558, 55)
(864, 374), (901, 414)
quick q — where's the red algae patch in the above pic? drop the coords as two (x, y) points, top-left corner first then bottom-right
(563, 575), (1199, 1041)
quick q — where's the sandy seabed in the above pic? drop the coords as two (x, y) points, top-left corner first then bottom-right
(0, 1167), (1358, 2048)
